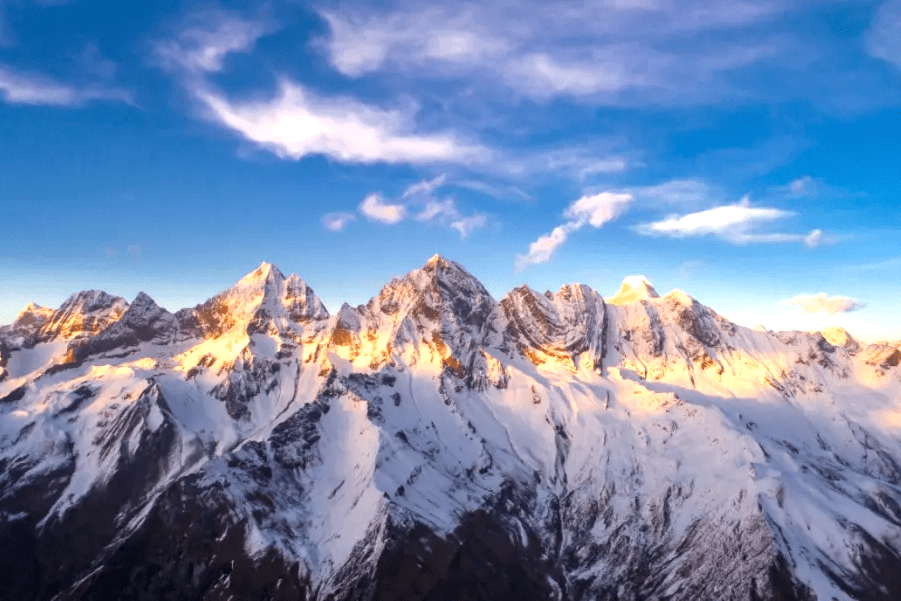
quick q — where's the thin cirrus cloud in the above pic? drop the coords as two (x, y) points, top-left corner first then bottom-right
(158, 14), (488, 166)
(633, 198), (825, 247)
(516, 191), (634, 270)
(0, 64), (132, 107)
(155, 13), (276, 74)
(316, 0), (802, 104)
(784, 293), (867, 315)
(866, 0), (901, 70)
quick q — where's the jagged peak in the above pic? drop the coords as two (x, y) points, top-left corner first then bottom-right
(608, 276), (660, 305)
(35, 290), (129, 341)
(11, 302), (54, 334)
(420, 254), (474, 281)
(378, 256), (492, 301)
(131, 291), (158, 307)
(554, 283), (601, 303)
(236, 262), (285, 288)
(15, 302), (53, 320)
(59, 289), (129, 312)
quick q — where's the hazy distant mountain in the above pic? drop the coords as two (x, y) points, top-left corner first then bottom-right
(1, 256), (900, 600)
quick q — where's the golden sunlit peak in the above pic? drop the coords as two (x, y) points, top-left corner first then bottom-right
(239, 262), (284, 285)
(425, 254), (450, 268)
(608, 275), (659, 305)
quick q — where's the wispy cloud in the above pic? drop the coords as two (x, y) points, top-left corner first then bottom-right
(0, 64), (131, 106)
(196, 81), (486, 165)
(317, 0), (797, 104)
(634, 197), (824, 246)
(158, 14), (488, 166)
(626, 179), (719, 207)
(322, 212), (357, 232)
(516, 191), (633, 269)
(156, 13), (275, 75)
(403, 174), (447, 198)
(775, 175), (862, 199)
(359, 193), (406, 224)
(852, 256), (901, 271)
(867, 0), (901, 70)
(784, 293), (867, 315)
(333, 175), (487, 237)
(495, 146), (632, 181)
(517, 223), (579, 270)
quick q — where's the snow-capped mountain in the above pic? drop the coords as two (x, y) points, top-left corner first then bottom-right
(1, 256), (900, 600)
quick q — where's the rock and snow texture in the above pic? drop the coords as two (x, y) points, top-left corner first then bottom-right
(1, 258), (900, 600)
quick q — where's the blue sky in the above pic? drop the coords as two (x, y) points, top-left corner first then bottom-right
(1, 0), (900, 340)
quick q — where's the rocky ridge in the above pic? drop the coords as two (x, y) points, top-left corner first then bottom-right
(1, 256), (900, 601)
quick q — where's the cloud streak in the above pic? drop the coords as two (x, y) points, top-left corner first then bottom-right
(867, 0), (901, 70)
(634, 198), (824, 246)
(317, 0), (797, 104)
(0, 64), (131, 107)
(196, 81), (485, 165)
(156, 14), (275, 74)
(785, 293), (867, 315)
(516, 191), (634, 269)
(158, 14), (488, 166)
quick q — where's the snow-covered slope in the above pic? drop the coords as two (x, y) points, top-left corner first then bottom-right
(1, 259), (900, 601)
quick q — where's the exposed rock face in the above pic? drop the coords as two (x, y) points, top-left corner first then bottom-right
(500, 284), (606, 371)
(9, 302), (54, 339)
(1, 258), (900, 601)
(36, 290), (129, 342)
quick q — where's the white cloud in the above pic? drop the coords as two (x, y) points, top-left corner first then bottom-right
(317, 1), (795, 103)
(156, 14), (274, 74)
(517, 190), (633, 269)
(633, 197), (827, 245)
(451, 214), (488, 238)
(195, 81), (486, 165)
(516, 222), (580, 270)
(359, 193), (406, 224)
(628, 179), (718, 207)
(455, 179), (531, 201)
(637, 199), (792, 237)
(0, 64), (131, 106)
(787, 175), (816, 196)
(785, 293), (867, 315)
(403, 174), (447, 198)
(158, 14), (487, 166)
(319, 8), (508, 78)
(867, 0), (901, 70)
(352, 178), (487, 237)
(506, 51), (638, 98)
(415, 198), (457, 221)
(411, 193), (487, 237)
(803, 229), (823, 248)
(564, 191), (634, 227)
(322, 212), (357, 232)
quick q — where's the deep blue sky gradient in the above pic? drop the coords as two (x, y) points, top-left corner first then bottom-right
(1, 0), (900, 340)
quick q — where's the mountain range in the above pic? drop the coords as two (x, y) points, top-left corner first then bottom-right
(1, 255), (900, 600)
